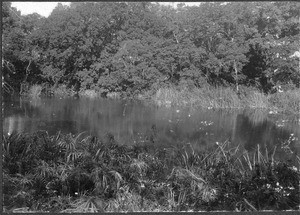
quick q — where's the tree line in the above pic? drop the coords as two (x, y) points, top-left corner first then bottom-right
(2, 2), (300, 96)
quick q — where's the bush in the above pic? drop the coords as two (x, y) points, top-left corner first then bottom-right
(53, 85), (76, 97)
(28, 84), (43, 98)
(79, 89), (100, 99)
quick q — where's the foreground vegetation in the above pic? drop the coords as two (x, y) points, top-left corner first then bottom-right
(3, 131), (300, 212)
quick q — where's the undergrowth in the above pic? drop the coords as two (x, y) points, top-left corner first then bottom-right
(3, 131), (300, 212)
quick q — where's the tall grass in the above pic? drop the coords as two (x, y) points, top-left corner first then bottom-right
(268, 89), (300, 114)
(243, 91), (269, 109)
(153, 87), (183, 107)
(153, 86), (246, 108)
(3, 131), (300, 212)
(152, 86), (299, 114)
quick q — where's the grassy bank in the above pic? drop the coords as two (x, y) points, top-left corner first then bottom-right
(21, 84), (77, 98)
(152, 86), (300, 114)
(3, 131), (299, 212)
(23, 84), (121, 99)
(22, 84), (300, 114)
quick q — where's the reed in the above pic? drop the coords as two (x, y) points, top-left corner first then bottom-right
(244, 91), (269, 109)
(152, 86), (299, 114)
(153, 86), (242, 108)
(268, 89), (300, 114)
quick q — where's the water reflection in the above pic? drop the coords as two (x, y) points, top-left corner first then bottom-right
(3, 96), (299, 162)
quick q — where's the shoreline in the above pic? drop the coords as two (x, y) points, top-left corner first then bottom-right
(12, 84), (300, 115)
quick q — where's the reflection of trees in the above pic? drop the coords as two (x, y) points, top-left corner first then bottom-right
(3, 97), (43, 135)
(243, 109), (268, 125)
(5, 98), (241, 148)
(11, 98), (240, 146)
(4, 115), (29, 135)
(233, 113), (299, 163)
(5, 97), (299, 163)
(234, 114), (286, 150)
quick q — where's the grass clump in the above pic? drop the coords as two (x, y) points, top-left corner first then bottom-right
(152, 86), (299, 114)
(238, 86), (269, 109)
(153, 87), (183, 107)
(153, 86), (246, 109)
(268, 89), (300, 114)
(3, 131), (300, 212)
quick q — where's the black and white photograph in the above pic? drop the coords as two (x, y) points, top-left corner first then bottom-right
(2, 1), (300, 213)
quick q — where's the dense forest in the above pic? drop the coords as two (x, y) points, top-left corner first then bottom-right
(2, 2), (300, 97)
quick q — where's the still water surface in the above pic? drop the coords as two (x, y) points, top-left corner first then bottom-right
(3, 96), (300, 163)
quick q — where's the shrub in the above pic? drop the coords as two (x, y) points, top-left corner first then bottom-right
(28, 84), (43, 98)
(53, 84), (76, 97)
(79, 89), (99, 99)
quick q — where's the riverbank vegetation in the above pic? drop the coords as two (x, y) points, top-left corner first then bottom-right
(3, 131), (300, 212)
(152, 86), (300, 114)
(2, 2), (299, 112)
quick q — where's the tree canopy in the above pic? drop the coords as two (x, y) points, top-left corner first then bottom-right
(2, 2), (299, 94)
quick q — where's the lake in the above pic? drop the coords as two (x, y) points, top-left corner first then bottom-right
(2, 96), (300, 164)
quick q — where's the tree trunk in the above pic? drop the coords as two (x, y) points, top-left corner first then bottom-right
(234, 60), (239, 92)
(24, 60), (32, 83)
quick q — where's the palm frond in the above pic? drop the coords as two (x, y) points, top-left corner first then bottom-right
(109, 170), (123, 189)
(63, 196), (105, 212)
(130, 159), (148, 174)
(168, 167), (207, 184)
